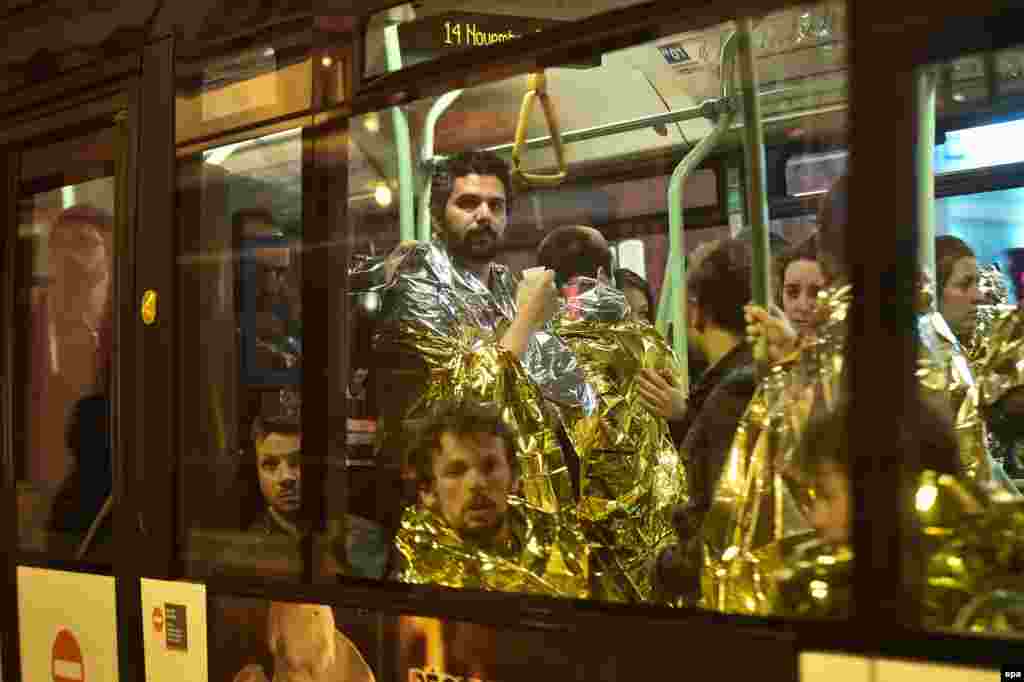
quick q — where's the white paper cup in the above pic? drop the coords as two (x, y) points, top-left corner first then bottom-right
(522, 266), (547, 281)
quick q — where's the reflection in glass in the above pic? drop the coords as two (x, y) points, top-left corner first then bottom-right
(179, 129), (305, 579)
(17, 170), (116, 560)
(212, 597), (377, 682)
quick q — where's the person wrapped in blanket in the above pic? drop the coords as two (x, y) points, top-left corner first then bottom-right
(774, 394), (1024, 634)
(362, 151), (595, 560)
(771, 394), (961, 620)
(936, 237), (1024, 480)
(634, 238), (760, 606)
(698, 175), (1019, 616)
(534, 225), (688, 602)
(392, 401), (589, 598)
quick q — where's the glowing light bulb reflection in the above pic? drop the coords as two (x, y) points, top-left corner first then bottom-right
(374, 184), (393, 207)
(915, 484), (938, 513)
(364, 113), (381, 133)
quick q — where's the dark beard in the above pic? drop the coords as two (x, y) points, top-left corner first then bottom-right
(447, 225), (499, 265)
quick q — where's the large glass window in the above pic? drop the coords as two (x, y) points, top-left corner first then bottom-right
(341, 2), (853, 611)
(14, 127), (118, 561)
(916, 42), (1024, 639)
(178, 127), (306, 580)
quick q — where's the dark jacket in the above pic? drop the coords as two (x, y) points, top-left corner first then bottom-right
(670, 343), (757, 519)
(654, 344), (757, 603)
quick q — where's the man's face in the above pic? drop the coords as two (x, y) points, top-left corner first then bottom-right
(421, 430), (515, 540)
(441, 174), (508, 265)
(941, 256), (983, 338)
(256, 432), (302, 518)
(255, 246), (292, 299)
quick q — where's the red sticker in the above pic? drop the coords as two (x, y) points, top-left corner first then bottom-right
(52, 628), (84, 682)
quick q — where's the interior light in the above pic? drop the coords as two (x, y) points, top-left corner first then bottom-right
(321, 56), (334, 68)
(364, 112), (381, 134)
(915, 483), (938, 513)
(953, 92), (967, 103)
(941, 118), (1024, 171)
(374, 184), (393, 207)
(203, 127), (300, 166)
(263, 47), (276, 58)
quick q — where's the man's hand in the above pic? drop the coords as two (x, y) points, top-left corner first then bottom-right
(744, 303), (799, 364)
(516, 269), (560, 329)
(637, 368), (688, 421)
(501, 269), (559, 358)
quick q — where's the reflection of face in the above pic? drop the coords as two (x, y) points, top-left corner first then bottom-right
(256, 247), (292, 300)
(941, 256), (982, 338)
(810, 461), (849, 547)
(782, 259), (826, 335)
(442, 175), (507, 265)
(623, 285), (650, 324)
(257, 433), (302, 518)
(50, 222), (110, 330)
(421, 431), (514, 541)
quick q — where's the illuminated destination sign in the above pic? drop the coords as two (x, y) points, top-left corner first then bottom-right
(397, 12), (600, 67)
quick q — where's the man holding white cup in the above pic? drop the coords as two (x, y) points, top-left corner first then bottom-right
(369, 151), (594, 576)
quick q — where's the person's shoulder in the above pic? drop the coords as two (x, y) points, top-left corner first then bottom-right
(720, 349), (758, 390)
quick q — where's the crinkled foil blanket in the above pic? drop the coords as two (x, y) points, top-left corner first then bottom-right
(373, 256), (685, 600)
(775, 471), (1024, 633)
(701, 284), (1024, 616)
(554, 280), (689, 602)
(395, 498), (589, 598)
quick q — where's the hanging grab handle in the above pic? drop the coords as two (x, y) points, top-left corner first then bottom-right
(511, 71), (568, 187)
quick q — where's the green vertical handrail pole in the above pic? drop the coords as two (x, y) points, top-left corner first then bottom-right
(656, 33), (739, 395)
(384, 24), (415, 241)
(418, 90), (464, 241)
(916, 66), (938, 300)
(655, 33), (740, 330)
(737, 17), (771, 308)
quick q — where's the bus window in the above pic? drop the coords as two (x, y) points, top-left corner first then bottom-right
(15, 127), (118, 562)
(178, 127), (306, 580)
(919, 41), (1024, 639)
(343, 2), (854, 611)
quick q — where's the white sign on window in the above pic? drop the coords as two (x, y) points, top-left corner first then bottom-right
(140, 578), (208, 682)
(17, 567), (119, 682)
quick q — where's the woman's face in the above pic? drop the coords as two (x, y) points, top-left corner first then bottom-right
(941, 256), (983, 338)
(781, 259), (826, 336)
(623, 285), (651, 324)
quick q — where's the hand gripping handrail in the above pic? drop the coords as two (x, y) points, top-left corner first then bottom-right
(418, 89), (464, 241)
(655, 32), (740, 394)
(511, 71), (569, 188)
